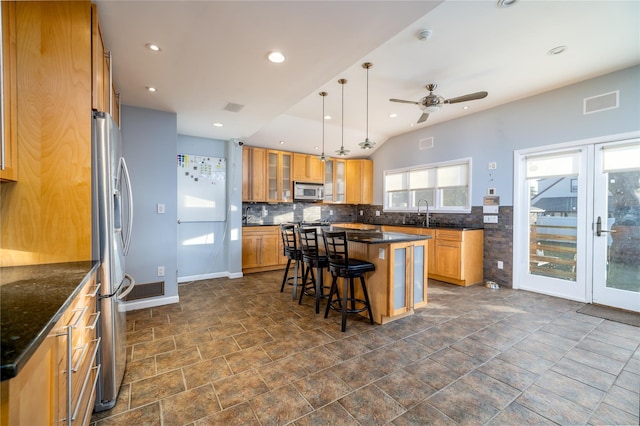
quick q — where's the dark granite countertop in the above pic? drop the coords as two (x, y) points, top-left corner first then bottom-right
(0, 261), (99, 381)
(332, 228), (431, 244)
(243, 222), (482, 231)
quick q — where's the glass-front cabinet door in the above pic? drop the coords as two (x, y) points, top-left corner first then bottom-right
(324, 159), (334, 202)
(266, 150), (292, 203)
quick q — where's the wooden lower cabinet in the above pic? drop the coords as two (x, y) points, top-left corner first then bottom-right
(381, 226), (484, 286)
(1, 272), (99, 426)
(242, 226), (286, 273)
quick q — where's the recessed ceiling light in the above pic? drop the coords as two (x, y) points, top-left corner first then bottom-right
(497, 0), (517, 8)
(548, 45), (568, 56)
(279, 140), (285, 145)
(314, 146), (319, 150)
(145, 43), (161, 52)
(324, 115), (331, 120)
(410, 123), (415, 127)
(462, 106), (469, 110)
(389, 113), (398, 118)
(146, 86), (157, 92)
(213, 122), (223, 127)
(267, 51), (286, 63)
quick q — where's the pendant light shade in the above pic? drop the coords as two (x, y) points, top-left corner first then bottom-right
(359, 62), (375, 150)
(318, 91), (328, 162)
(335, 78), (350, 157)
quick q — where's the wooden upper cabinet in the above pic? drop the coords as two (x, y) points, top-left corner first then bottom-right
(0, 1), (17, 182)
(91, 4), (119, 126)
(242, 146), (267, 202)
(346, 159), (373, 205)
(293, 153), (324, 183)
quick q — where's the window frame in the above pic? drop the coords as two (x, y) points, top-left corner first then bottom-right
(383, 157), (472, 213)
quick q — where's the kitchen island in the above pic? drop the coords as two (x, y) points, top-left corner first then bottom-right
(328, 227), (431, 324)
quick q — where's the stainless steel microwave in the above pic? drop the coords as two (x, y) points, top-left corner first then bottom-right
(294, 182), (324, 201)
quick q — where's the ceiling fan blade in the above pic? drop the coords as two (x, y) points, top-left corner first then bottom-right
(417, 113), (429, 123)
(390, 98), (420, 105)
(444, 91), (488, 104)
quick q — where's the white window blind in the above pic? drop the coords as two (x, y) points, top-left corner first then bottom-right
(526, 151), (580, 179)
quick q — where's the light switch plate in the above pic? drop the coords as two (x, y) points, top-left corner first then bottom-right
(157, 203), (165, 214)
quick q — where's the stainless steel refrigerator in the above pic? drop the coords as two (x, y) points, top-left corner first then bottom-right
(92, 111), (136, 412)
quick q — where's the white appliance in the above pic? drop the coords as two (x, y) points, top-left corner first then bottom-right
(294, 182), (324, 201)
(92, 111), (136, 412)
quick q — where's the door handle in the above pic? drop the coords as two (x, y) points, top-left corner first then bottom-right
(596, 216), (616, 237)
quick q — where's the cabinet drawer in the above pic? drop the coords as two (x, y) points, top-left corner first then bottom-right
(436, 229), (462, 241)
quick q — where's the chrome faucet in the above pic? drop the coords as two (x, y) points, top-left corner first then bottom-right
(242, 206), (250, 225)
(417, 199), (430, 227)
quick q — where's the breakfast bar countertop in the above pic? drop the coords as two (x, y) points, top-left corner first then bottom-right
(0, 261), (99, 381)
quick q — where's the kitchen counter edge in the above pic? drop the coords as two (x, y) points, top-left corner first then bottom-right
(0, 260), (99, 381)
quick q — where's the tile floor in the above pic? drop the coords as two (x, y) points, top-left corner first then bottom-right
(91, 271), (640, 425)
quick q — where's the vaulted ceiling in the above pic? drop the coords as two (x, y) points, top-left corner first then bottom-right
(96, 0), (640, 156)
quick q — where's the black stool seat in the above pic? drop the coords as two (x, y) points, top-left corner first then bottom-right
(280, 224), (305, 299)
(322, 230), (375, 332)
(298, 227), (331, 313)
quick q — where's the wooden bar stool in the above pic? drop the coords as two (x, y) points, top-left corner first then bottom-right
(297, 226), (330, 314)
(280, 223), (304, 300)
(322, 230), (375, 332)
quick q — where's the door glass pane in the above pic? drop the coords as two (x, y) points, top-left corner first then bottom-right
(605, 170), (640, 291)
(413, 245), (424, 304)
(393, 248), (406, 310)
(528, 176), (578, 281)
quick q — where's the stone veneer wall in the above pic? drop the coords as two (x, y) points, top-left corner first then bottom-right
(244, 201), (514, 288)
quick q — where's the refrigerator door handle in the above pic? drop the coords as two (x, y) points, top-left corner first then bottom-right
(120, 157), (134, 255)
(117, 273), (136, 300)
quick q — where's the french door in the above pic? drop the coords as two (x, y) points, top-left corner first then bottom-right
(515, 135), (639, 312)
(592, 141), (640, 311)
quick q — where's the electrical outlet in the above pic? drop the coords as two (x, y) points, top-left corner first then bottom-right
(157, 203), (165, 214)
(378, 248), (385, 260)
(488, 162), (497, 170)
(483, 215), (498, 224)
(375, 210), (380, 216)
(157, 266), (165, 277)
(497, 261), (504, 269)
(359, 210), (363, 215)
(329, 210), (334, 215)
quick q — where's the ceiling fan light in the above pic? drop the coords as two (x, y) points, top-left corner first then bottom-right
(423, 105), (441, 113)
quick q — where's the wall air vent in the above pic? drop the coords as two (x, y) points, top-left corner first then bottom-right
(419, 137), (434, 150)
(224, 102), (245, 112)
(583, 90), (619, 115)
(124, 281), (165, 301)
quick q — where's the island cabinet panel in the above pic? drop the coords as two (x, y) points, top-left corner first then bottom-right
(242, 226), (284, 273)
(342, 238), (428, 325)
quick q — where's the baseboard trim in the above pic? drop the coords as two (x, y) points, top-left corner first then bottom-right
(124, 295), (179, 311)
(178, 271), (243, 283)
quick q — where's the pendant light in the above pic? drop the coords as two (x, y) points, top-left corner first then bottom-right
(335, 78), (350, 157)
(318, 92), (328, 162)
(358, 62), (375, 150)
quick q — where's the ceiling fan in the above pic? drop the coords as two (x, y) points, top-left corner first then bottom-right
(390, 83), (488, 123)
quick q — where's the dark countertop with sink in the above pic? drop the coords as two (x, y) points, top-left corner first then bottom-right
(243, 222), (482, 231)
(0, 261), (99, 381)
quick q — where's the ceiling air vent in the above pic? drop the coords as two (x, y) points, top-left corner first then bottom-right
(419, 137), (434, 150)
(224, 102), (245, 113)
(583, 90), (619, 115)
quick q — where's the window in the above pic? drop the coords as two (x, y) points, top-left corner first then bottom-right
(384, 158), (471, 212)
